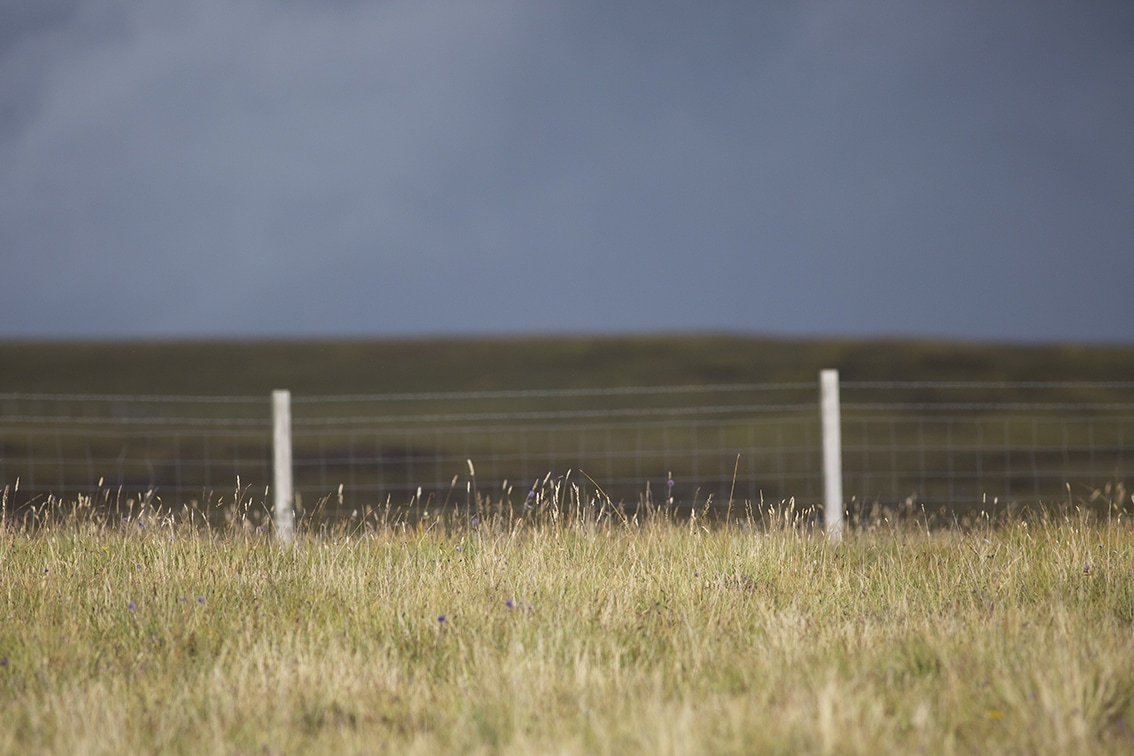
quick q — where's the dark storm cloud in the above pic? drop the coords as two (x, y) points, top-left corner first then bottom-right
(1, 0), (1132, 341)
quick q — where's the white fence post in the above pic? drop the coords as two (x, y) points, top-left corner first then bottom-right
(820, 370), (844, 541)
(272, 389), (295, 542)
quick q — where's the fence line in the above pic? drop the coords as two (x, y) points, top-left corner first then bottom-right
(1, 379), (1132, 527)
(290, 383), (814, 403)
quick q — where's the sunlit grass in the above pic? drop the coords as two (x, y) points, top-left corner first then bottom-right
(1, 484), (1133, 754)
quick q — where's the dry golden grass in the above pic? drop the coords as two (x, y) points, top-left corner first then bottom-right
(1, 490), (1132, 754)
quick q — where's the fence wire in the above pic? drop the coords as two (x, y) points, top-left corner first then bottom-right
(1, 382), (1131, 517)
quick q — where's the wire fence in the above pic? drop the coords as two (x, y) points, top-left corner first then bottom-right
(2, 381), (1132, 519)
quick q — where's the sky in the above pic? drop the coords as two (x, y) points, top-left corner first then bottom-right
(1, 0), (1132, 343)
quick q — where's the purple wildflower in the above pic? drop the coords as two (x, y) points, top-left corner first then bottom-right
(505, 599), (514, 609)
(437, 614), (446, 623)
(1, 658), (7, 667)
(127, 601), (136, 611)
(197, 596), (205, 604)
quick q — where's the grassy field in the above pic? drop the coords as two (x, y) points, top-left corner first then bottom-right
(2, 483), (1133, 754)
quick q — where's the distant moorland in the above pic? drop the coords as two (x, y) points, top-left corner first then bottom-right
(2, 333), (1134, 394)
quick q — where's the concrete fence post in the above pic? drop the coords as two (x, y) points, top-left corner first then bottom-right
(272, 389), (294, 543)
(820, 370), (844, 542)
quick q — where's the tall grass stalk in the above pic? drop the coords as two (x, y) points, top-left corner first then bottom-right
(1, 488), (1132, 754)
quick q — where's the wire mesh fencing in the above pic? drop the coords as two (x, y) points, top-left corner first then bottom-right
(838, 381), (1134, 517)
(0, 393), (270, 516)
(1, 380), (1132, 522)
(287, 383), (821, 514)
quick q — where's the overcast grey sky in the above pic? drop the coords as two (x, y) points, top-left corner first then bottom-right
(1, 0), (1131, 342)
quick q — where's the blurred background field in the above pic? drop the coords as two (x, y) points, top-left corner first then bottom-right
(2, 334), (1133, 524)
(7, 334), (1134, 395)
